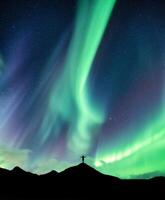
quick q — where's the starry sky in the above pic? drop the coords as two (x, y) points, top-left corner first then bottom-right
(0, 0), (165, 179)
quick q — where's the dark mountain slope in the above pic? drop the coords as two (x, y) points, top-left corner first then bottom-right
(0, 164), (164, 199)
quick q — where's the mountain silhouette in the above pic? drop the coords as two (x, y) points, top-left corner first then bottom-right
(0, 164), (164, 199)
(12, 166), (37, 177)
(12, 166), (28, 174)
(60, 163), (108, 176)
(42, 169), (58, 176)
(0, 167), (11, 176)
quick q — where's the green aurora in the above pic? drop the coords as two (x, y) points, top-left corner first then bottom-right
(41, 0), (116, 155)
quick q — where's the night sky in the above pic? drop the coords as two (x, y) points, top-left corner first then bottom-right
(0, 0), (165, 179)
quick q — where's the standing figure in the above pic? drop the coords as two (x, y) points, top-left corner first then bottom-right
(81, 155), (86, 163)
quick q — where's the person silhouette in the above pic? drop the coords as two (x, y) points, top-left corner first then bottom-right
(81, 155), (86, 163)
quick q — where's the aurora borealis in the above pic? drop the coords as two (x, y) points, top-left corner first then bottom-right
(0, 0), (165, 179)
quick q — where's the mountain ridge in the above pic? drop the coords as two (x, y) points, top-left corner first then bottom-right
(0, 163), (164, 199)
(0, 164), (165, 180)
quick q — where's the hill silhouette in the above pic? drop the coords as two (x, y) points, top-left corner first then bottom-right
(42, 169), (58, 176)
(0, 163), (164, 199)
(61, 163), (101, 176)
(12, 166), (35, 176)
(60, 163), (118, 178)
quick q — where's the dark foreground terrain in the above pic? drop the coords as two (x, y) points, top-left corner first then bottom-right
(0, 163), (164, 199)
